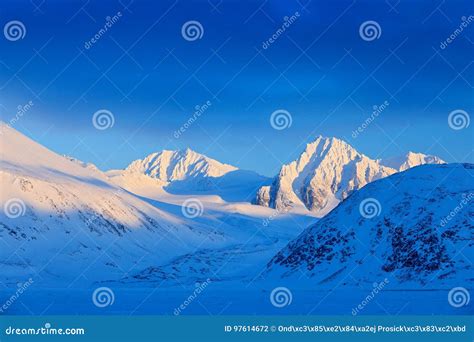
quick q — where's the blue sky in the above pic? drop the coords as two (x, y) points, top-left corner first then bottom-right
(0, 0), (473, 176)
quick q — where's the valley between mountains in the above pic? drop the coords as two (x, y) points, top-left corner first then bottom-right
(0, 122), (472, 315)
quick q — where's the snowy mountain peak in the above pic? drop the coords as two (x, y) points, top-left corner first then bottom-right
(255, 136), (395, 216)
(381, 152), (445, 171)
(299, 135), (367, 167)
(254, 136), (445, 216)
(125, 148), (238, 183)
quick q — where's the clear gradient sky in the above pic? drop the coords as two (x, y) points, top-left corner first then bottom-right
(0, 0), (473, 176)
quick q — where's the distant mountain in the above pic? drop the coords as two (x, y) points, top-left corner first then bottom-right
(126, 148), (237, 182)
(109, 149), (270, 202)
(254, 136), (444, 216)
(265, 163), (474, 287)
(380, 152), (445, 171)
(109, 148), (238, 192)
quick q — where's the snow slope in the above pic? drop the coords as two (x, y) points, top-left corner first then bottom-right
(254, 136), (445, 217)
(266, 163), (474, 288)
(0, 123), (224, 286)
(105, 167), (315, 286)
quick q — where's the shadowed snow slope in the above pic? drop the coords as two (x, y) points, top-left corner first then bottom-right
(266, 163), (474, 288)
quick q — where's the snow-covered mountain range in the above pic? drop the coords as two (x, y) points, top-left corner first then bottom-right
(265, 163), (473, 287)
(254, 136), (444, 216)
(0, 123), (472, 314)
